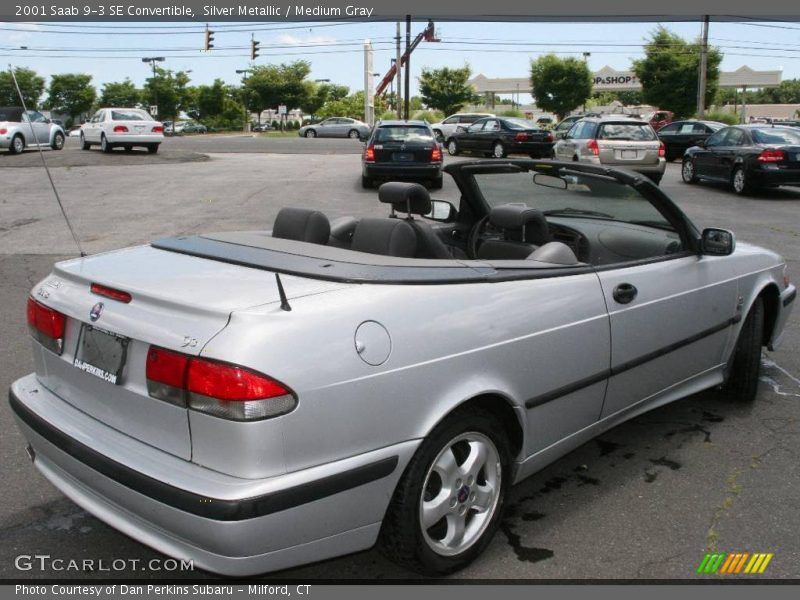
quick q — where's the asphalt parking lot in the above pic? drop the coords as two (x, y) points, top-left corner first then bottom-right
(1, 139), (799, 580)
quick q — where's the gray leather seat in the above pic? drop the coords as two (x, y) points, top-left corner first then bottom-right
(350, 218), (417, 258)
(272, 208), (331, 245)
(377, 182), (454, 259)
(477, 204), (552, 260)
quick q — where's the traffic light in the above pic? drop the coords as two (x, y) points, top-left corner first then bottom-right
(204, 26), (215, 51)
(251, 39), (260, 61)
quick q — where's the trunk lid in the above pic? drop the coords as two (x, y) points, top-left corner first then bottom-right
(30, 244), (342, 459)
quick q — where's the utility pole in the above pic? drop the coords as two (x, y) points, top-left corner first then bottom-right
(404, 15), (411, 120)
(236, 69), (252, 133)
(141, 57), (165, 120)
(696, 15), (710, 118)
(396, 22), (402, 119)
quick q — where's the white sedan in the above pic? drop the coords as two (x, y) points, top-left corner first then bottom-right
(80, 108), (164, 154)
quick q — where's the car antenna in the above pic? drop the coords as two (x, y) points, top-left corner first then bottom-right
(274, 273), (292, 312)
(8, 64), (85, 257)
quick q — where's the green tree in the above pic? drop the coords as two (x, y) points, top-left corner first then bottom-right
(418, 66), (479, 116)
(244, 61), (312, 123)
(0, 67), (45, 108)
(44, 74), (97, 126)
(193, 79), (228, 120)
(530, 54), (592, 120)
(754, 79), (800, 104)
(632, 26), (722, 119)
(143, 67), (192, 122)
(301, 82), (349, 119)
(99, 79), (141, 108)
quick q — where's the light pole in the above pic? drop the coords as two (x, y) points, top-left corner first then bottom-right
(390, 59), (396, 111)
(142, 57), (165, 120)
(582, 52), (591, 113)
(236, 69), (252, 132)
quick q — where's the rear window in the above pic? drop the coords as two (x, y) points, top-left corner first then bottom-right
(597, 123), (657, 141)
(504, 118), (538, 130)
(374, 126), (434, 142)
(751, 128), (800, 145)
(111, 109), (151, 121)
(0, 108), (23, 121)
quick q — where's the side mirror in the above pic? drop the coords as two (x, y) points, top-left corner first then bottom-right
(455, 126), (467, 133)
(696, 139), (707, 148)
(425, 199), (457, 222)
(701, 228), (735, 256)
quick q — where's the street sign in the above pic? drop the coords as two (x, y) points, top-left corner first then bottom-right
(149, 105), (158, 116)
(278, 105), (287, 115)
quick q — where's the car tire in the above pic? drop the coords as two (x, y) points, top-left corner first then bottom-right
(446, 139), (459, 156)
(80, 133), (90, 151)
(430, 175), (443, 190)
(721, 297), (764, 403)
(305, 130), (316, 138)
(681, 158), (698, 184)
(491, 141), (506, 159)
(361, 175), (373, 189)
(9, 134), (24, 154)
(379, 406), (510, 575)
(731, 166), (753, 195)
(100, 135), (113, 153)
(348, 129), (360, 139)
(148, 144), (159, 154)
(51, 132), (65, 151)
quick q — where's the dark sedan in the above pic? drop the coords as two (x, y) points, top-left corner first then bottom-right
(657, 120), (725, 161)
(362, 120), (443, 189)
(682, 125), (800, 194)
(445, 116), (554, 159)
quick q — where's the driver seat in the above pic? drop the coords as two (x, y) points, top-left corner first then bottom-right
(378, 182), (455, 259)
(477, 204), (551, 260)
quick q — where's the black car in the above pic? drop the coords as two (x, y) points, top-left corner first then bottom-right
(446, 116), (554, 159)
(657, 120), (725, 161)
(362, 120), (443, 189)
(682, 125), (800, 194)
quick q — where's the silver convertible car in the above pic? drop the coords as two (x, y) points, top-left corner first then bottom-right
(10, 161), (795, 576)
(0, 107), (66, 154)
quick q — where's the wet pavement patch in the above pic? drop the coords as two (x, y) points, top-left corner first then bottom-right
(595, 439), (623, 456)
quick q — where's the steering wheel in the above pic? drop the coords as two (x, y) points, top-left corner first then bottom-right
(467, 215), (491, 259)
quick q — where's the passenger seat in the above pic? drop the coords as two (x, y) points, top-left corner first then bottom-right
(350, 218), (417, 258)
(477, 204), (551, 260)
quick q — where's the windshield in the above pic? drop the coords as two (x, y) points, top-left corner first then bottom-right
(597, 122), (657, 141)
(373, 125), (434, 142)
(111, 109), (151, 121)
(751, 127), (800, 145)
(474, 168), (674, 230)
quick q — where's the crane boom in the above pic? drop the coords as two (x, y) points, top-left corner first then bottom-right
(375, 20), (438, 96)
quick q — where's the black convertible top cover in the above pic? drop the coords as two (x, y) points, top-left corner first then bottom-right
(0, 107), (24, 122)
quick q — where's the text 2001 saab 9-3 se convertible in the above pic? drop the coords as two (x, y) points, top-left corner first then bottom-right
(10, 160), (795, 576)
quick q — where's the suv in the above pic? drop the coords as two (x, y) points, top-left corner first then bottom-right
(362, 120), (443, 189)
(0, 107), (66, 154)
(430, 112), (495, 142)
(553, 116), (666, 184)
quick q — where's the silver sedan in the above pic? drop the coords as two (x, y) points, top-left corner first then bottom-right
(298, 117), (371, 139)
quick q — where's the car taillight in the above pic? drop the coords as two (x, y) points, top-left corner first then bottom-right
(587, 139), (600, 156)
(364, 145), (375, 162)
(758, 149), (785, 163)
(146, 345), (297, 420)
(545, 132), (554, 142)
(91, 283), (132, 303)
(514, 132), (529, 142)
(431, 145), (442, 162)
(658, 141), (666, 157)
(0, 128), (7, 134)
(27, 297), (66, 355)
(152, 126), (164, 133)
(113, 125), (129, 133)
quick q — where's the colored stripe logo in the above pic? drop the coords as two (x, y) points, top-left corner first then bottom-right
(697, 552), (773, 574)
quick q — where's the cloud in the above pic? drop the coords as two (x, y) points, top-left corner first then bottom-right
(275, 33), (337, 46)
(5, 23), (42, 44)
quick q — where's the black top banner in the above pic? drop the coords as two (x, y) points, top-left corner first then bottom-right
(2, 0), (800, 21)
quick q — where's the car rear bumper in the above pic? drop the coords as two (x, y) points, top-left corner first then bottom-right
(590, 156), (667, 174)
(751, 166), (800, 187)
(508, 141), (554, 156)
(107, 134), (163, 144)
(9, 374), (417, 576)
(364, 163), (442, 180)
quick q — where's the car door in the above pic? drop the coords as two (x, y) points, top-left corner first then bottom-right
(315, 118), (333, 137)
(459, 120), (487, 151)
(478, 119), (502, 153)
(714, 127), (748, 180)
(595, 205), (738, 419)
(690, 127), (727, 179)
(86, 110), (103, 142)
(656, 122), (680, 155)
(555, 121), (585, 159)
(25, 111), (49, 144)
(330, 118), (350, 137)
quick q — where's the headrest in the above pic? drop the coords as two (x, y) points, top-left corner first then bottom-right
(272, 207), (331, 245)
(489, 204), (551, 246)
(378, 182), (432, 216)
(350, 218), (417, 258)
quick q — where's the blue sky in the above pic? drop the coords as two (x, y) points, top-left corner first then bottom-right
(2, 19), (799, 99)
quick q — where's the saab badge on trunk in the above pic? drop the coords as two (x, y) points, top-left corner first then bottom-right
(89, 302), (104, 322)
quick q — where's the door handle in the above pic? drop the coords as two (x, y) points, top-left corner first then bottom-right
(612, 283), (638, 304)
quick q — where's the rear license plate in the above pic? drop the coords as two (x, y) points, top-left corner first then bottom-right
(620, 150), (637, 159)
(393, 152), (414, 162)
(73, 325), (129, 385)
